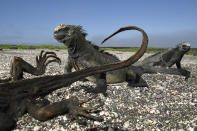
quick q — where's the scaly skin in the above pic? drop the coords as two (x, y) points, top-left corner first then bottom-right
(135, 43), (191, 69)
(133, 43), (191, 80)
(54, 25), (149, 94)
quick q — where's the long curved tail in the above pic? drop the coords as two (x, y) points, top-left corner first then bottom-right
(101, 26), (148, 64)
(68, 26), (149, 82)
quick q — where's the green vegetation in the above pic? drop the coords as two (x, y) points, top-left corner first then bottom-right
(0, 44), (196, 55)
(101, 47), (140, 52)
(101, 47), (169, 54)
(101, 47), (166, 53)
(187, 50), (197, 55)
(0, 44), (66, 50)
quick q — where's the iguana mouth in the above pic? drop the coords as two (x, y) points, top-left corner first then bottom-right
(53, 24), (71, 42)
(182, 43), (190, 51)
(53, 34), (65, 41)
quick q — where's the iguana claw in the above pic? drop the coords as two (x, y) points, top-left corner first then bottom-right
(67, 96), (103, 124)
(36, 50), (61, 70)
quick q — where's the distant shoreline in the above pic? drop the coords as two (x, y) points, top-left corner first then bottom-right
(0, 44), (196, 55)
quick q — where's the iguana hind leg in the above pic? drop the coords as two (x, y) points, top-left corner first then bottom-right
(85, 73), (107, 96)
(126, 71), (149, 87)
(26, 96), (103, 123)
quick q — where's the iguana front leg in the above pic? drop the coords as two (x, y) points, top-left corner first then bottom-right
(64, 57), (89, 82)
(26, 96), (103, 124)
(10, 50), (61, 81)
(64, 57), (73, 74)
(176, 62), (181, 69)
(85, 73), (107, 96)
(127, 73), (149, 87)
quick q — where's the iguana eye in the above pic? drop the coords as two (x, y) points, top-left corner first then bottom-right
(54, 27), (69, 34)
(62, 27), (69, 32)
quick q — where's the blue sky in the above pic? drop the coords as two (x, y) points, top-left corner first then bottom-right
(0, 0), (196, 47)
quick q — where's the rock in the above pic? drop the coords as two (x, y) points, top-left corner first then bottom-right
(33, 126), (41, 130)
(112, 112), (118, 118)
(94, 121), (101, 126)
(165, 120), (170, 124)
(123, 121), (130, 128)
(62, 116), (68, 121)
(99, 111), (105, 116)
(143, 119), (153, 125)
(99, 111), (110, 116)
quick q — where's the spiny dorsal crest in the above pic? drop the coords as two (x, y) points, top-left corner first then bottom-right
(54, 24), (119, 59)
(54, 24), (87, 36)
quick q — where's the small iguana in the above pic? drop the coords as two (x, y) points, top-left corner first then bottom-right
(135, 42), (190, 69)
(53, 24), (190, 95)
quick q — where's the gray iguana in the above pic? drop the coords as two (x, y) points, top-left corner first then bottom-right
(135, 42), (190, 69)
(0, 38), (148, 131)
(53, 25), (149, 95)
(53, 24), (190, 95)
(133, 42), (191, 80)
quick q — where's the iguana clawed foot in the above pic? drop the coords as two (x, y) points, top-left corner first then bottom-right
(179, 68), (190, 80)
(10, 50), (61, 81)
(35, 50), (61, 74)
(67, 95), (103, 125)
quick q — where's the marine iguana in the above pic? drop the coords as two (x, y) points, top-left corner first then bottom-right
(53, 24), (190, 94)
(53, 25), (150, 94)
(0, 36), (148, 131)
(135, 42), (191, 69)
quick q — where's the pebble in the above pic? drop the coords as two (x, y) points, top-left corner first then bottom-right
(33, 126), (41, 131)
(123, 121), (130, 128)
(62, 116), (68, 121)
(112, 112), (118, 118)
(94, 121), (101, 126)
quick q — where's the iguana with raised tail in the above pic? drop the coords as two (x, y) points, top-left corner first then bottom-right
(54, 25), (149, 94)
(53, 25), (190, 94)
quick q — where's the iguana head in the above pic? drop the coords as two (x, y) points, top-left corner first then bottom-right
(53, 24), (87, 45)
(176, 42), (190, 53)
